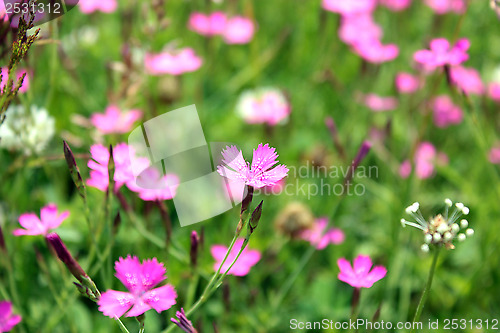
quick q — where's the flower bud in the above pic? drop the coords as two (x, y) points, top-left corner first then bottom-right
(460, 219), (468, 229)
(248, 200), (263, 234)
(190, 231), (199, 269)
(63, 140), (86, 200)
(421, 244), (429, 253)
(466, 228), (474, 237)
(171, 308), (198, 333)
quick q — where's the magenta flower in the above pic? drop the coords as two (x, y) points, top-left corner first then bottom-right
(395, 72), (420, 94)
(171, 308), (197, 333)
(236, 88), (291, 125)
(322, 0), (376, 16)
(489, 146), (500, 164)
(449, 66), (484, 95)
(0, 301), (21, 332)
(189, 12), (227, 36)
(90, 105), (143, 134)
(489, 83), (500, 102)
(338, 14), (382, 46)
(145, 48), (202, 76)
(399, 159), (412, 178)
(98, 255), (177, 318)
(211, 238), (261, 276)
(363, 94), (398, 111)
(432, 96), (463, 128)
(0, 67), (30, 93)
(380, 0), (412, 11)
(79, 0), (117, 14)
(414, 38), (470, 68)
(217, 144), (289, 188)
(337, 255), (387, 288)
(353, 39), (399, 64)
(222, 16), (255, 44)
(13, 204), (69, 236)
(126, 167), (179, 201)
(424, 0), (466, 14)
(300, 217), (345, 250)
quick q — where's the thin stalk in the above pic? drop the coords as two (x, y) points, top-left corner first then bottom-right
(411, 247), (441, 332)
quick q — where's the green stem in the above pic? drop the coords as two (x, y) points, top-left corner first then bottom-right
(115, 317), (131, 333)
(411, 247), (441, 332)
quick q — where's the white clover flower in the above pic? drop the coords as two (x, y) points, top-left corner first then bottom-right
(401, 199), (473, 251)
(0, 104), (55, 155)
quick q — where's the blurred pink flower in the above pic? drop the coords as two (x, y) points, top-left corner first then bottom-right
(489, 146), (500, 164)
(126, 167), (179, 201)
(337, 255), (387, 288)
(424, 0), (466, 14)
(379, 0), (412, 11)
(415, 142), (437, 179)
(432, 96), (463, 128)
(364, 94), (398, 111)
(449, 66), (484, 95)
(13, 204), (69, 236)
(338, 14), (382, 46)
(98, 255), (177, 318)
(189, 12), (227, 36)
(488, 83), (500, 102)
(0, 301), (22, 332)
(395, 72), (420, 94)
(145, 48), (202, 76)
(0, 2), (8, 23)
(90, 105), (142, 134)
(1, 67), (30, 93)
(322, 0), (376, 15)
(223, 16), (255, 44)
(217, 144), (289, 188)
(236, 88), (291, 125)
(211, 238), (261, 276)
(300, 217), (345, 250)
(414, 38), (469, 68)
(79, 0), (117, 14)
(353, 39), (399, 63)
(399, 159), (412, 178)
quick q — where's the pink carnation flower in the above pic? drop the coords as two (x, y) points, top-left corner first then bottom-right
(189, 12), (227, 36)
(0, 301), (22, 332)
(432, 95), (463, 128)
(489, 83), (500, 102)
(395, 72), (420, 94)
(338, 14), (383, 46)
(415, 142), (444, 179)
(399, 159), (412, 178)
(211, 238), (261, 276)
(145, 48), (202, 76)
(414, 38), (470, 68)
(79, 0), (117, 14)
(379, 0), (412, 11)
(223, 16), (255, 44)
(489, 146), (500, 164)
(322, 0), (376, 16)
(300, 217), (345, 250)
(98, 255), (177, 318)
(353, 39), (399, 64)
(364, 94), (398, 111)
(13, 204), (69, 237)
(236, 88), (291, 125)
(126, 167), (179, 201)
(424, 0), (466, 14)
(337, 255), (387, 288)
(449, 66), (484, 95)
(217, 144), (289, 188)
(90, 105), (142, 134)
(0, 67), (30, 93)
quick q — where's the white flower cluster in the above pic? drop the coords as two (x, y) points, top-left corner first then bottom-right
(0, 104), (55, 155)
(236, 87), (290, 126)
(401, 199), (473, 252)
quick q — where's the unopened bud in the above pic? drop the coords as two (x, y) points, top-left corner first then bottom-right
(171, 308), (198, 333)
(433, 233), (442, 242)
(421, 244), (429, 253)
(424, 234), (433, 244)
(458, 233), (466, 242)
(190, 231), (199, 269)
(460, 219), (468, 229)
(63, 141), (86, 200)
(451, 223), (460, 233)
(465, 228), (474, 237)
(248, 200), (263, 234)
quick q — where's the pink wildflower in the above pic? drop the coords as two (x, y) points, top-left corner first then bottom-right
(171, 308), (197, 333)
(97, 255), (177, 318)
(488, 83), (500, 102)
(300, 217), (345, 250)
(217, 144), (289, 188)
(236, 88), (291, 125)
(395, 72), (420, 94)
(337, 255), (387, 288)
(126, 167), (179, 201)
(364, 94), (398, 111)
(489, 146), (500, 164)
(449, 66), (484, 95)
(144, 48), (202, 76)
(322, 0), (376, 16)
(223, 16), (255, 44)
(211, 238), (261, 276)
(189, 12), (227, 36)
(0, 67), (30, 93)
(338, 14), (383, 46)
(415, 142), (437, 179)
(379, 0), (412, 11)
(413, 38), (470, 68)
(424, 0), (466, 14)
(353, 39), (399, 63)
(13, 204), (69, 237)
(90, 105), (142, 134)
(399, 159), (412, 178)
(0, 301), (22, 332)
(432, 96), (463, 128)
(79, 0), (117, 14)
